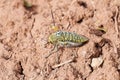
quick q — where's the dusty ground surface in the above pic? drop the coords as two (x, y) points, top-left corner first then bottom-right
(0, 0), (120, 80)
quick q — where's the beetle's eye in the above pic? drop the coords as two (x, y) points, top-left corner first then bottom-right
(56, 31), (61, 36)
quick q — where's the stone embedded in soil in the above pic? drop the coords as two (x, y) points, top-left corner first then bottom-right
(91, 56), (103, 69)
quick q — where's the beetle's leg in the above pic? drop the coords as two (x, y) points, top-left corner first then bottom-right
(55, 45), (60, 64)
(51, 44), (58, 52)
(45, 44), (59, 58)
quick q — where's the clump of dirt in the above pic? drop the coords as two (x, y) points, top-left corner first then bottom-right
(0, 0), (120, 80)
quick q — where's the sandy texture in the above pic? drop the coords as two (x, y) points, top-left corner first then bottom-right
(0, 0), (120, 80)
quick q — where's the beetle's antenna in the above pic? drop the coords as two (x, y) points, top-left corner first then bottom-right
(47, 2), (59, 31)
(51, 9), (55, 26)
(50, 9), (59, 31)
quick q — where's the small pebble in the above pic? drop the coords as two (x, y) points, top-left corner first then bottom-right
(91, 56), (103, 68)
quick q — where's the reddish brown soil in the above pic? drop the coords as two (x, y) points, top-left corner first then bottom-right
(0, 0), (120, 80)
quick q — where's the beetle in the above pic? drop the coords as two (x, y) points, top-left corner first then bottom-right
(45, 31), (89, 59)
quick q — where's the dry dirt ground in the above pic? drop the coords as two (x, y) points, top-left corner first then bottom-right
(0, 0), (120, 80)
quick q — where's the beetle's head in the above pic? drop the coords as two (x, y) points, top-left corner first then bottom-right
(48, 31), (63, 44)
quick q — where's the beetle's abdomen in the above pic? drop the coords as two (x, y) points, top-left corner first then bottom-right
(55, 31), (88, 43)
